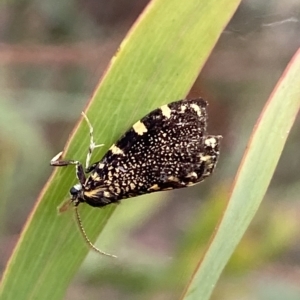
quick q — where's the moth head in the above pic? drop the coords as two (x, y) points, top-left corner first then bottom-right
(69, 183), (84, 206)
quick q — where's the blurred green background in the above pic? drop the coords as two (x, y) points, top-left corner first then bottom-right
(0, 0), (300, 299)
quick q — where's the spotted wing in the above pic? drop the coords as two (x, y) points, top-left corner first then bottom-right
(83, 98), (221, 207)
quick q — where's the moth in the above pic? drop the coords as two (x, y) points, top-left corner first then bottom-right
(51, 98), (221, 257)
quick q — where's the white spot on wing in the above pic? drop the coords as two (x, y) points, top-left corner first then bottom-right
(199, 155), (211, 161)
(185, 172), (197, 178)
(148, 184), (159, 191)
(205, 137), (217, 148)
(180, 105), (187, 113)
(190, 103), (202, 116)
(103, 191), (111, 198)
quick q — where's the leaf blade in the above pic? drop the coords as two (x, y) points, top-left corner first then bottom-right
(0, 1), (241, 299)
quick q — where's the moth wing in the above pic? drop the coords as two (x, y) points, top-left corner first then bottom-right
(85, 98), (220, 205)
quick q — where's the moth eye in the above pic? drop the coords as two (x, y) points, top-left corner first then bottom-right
(70, 187), (78, 195)
(69, 184), (82, 197)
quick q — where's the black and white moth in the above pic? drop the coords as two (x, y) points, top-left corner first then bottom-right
(51, 98), (221, 256)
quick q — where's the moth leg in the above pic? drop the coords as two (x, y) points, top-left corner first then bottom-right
(50, 152), (86, 185)
(85, 162), (98, 173)
(81, 112), (104, 170)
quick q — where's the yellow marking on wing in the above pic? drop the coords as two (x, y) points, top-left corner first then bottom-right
(160, 104), (172, 118)
(110, 144), (124, 155)
(84, 187), (106, 199)
(148, 184), (160, 191)
(133, 120), (148, 135)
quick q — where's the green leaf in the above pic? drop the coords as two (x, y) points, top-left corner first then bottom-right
(0, 0), (241, 299)
(182, 49), (300, 300)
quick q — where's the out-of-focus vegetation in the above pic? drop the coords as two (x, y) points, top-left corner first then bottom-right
(0, 1), (300, 299)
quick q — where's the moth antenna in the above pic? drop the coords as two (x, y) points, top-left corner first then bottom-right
(74, 206), (117, 258)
